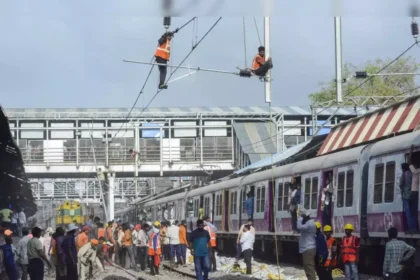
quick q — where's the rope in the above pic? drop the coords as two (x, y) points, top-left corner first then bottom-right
(254, 17), (262, 46)
(243, 17), (248, 68)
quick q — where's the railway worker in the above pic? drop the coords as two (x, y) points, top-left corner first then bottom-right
(321, 174), (333, 227)
(27, 227), (52, 280)
(320, 225), (337, 280)
(97, 237), (112, 267)
(341, 223), (359, 280)
(148, 222), (162, 276)
(240, 224), (255, 275)
(52, 227), (67, 280)
(116, 224), (124, 266)
(155, 31), (174, 89)
(167, 220), (181, 267)
(400, 163), (413, 233)
(383, 227), (416, 280)
(250, 46), (273, 77)
(160, 221), (170, 261)
(121, 223), (136, 270)
(189, 219), (211, 280)
(179, 220), (189, 266)
(76, 226), (90, 251)
(314, 222), (328, 280)
(244, 192), (254, 220)
(203, 216), (217, 272)
(77, 239), (103, 280)
(106, 221), (115, 260)
(297, 209), (317, 280)
(408, 145), (419, 233)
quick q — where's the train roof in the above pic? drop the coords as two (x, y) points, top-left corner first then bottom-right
(370, 130), (420, 157)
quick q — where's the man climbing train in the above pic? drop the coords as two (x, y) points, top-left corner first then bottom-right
(155, 31), (174, 89)
(251, 46), (273, 77)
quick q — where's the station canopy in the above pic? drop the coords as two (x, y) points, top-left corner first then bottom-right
(317, 94), (420, 156)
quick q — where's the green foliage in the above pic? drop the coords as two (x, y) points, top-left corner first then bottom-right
(309, 56), (420, 104)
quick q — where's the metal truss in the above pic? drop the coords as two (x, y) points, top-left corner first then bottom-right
(30, 178), (148, 200)
(312, 95), (407, 108)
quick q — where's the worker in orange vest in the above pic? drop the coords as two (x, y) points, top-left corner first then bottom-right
(203, 216), (217, 272)
(320, 225), (337, 280)
(155, 31), (174, 89)
(341, 224), (359, 280)
(148, 221), (162, 276)
(251, 46), (273, 77)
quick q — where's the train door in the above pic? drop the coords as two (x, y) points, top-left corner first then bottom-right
(203, 194), (212, 220)
(275, 176), (293, 233)
(224, 190), (230, 232)
(200, 195), (204, 218)
(254, 181), (268, 233)
(301, 172), (320, 219)
(268, 180), (275, 232)
(213, 191), (223, 232)
(319, 170), (333, 227)
(228, 188), (240, 232)
(211, 193), (216, 221)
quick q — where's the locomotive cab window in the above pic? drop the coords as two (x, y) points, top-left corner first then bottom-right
(374, 161), (396, 204)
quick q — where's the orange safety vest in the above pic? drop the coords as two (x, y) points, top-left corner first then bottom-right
(251, 54), (265, 70)
(204, 225), (216, 247)
(155, 38), (171, 61)
(97, 228), (105, 239)
(324, 237), (337, 267)
(341, 235), (357, 263)
(148, 232), (162, 256)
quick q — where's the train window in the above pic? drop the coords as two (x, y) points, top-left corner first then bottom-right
(337, 172), (345, 208)
(374, 164), (384, 204)
(256, 187), (266, 213)
(304, 179), (311, 210)
(385, 162), (396, 203)
(230, 191), (237, 215)
(345, 171), (354, 207)
(277, 183), (284, 211)
(216, 194), (222, 216)
(311, 177), (318, 210)
(283, 182), (291, 211)
(204, 197), (210, 217)
(256, 188), (261, 213)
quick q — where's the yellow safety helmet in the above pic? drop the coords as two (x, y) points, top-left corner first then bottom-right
(153, 221), (161, 227)
(344, 223), (354, 231)
(315, 221), (321, 229)
(323, 225), (332, 232)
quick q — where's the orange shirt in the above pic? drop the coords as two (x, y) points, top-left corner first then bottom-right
(121, 229), (133, 246)
(76, 232), (88, 251)
(179, 225), (188, 245)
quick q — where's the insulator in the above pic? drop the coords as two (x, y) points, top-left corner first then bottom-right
(163, 17), (171, 29)
(412, 21), (419, 38)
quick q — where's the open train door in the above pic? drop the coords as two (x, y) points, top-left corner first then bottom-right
(224, 190), (230, 232)
(268, 180), (275, 232)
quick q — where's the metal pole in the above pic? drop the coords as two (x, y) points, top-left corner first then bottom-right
(304, 117), (308, 141)
(264, 16), (271, 103)
(160, 127), (163, 177)
(134, 122), (139, 177)
(108, 173), (115, 221)
(335, 17), (343, 103)
(200, 114), (203, 164)
(105, 120), (109, 167)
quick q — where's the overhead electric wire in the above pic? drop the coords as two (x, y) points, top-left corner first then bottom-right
(109, 17), (197, 144)
(240, 41), (418, 152)
(253, 17), (262, 46)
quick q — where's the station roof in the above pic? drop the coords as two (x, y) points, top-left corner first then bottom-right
(4, 106), (367, 119)
(317, 94), (420, 156)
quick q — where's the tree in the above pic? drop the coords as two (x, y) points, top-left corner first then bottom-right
(309, 56), (420, 104)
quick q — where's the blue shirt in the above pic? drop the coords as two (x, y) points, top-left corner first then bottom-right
(62, 233), (77, 264)
(189, 228), (210, 257)
(297, 217), (316, 253)
(245, 198), (254, 216)
(0, 244), (18, 280)
(315, 231), (328, 265)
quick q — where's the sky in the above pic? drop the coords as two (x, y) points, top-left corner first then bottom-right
(0, 0), (419, 109)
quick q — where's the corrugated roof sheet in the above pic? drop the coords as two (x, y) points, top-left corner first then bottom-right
(4, 106), (363, 119)
(233, 122), (277, 163)
(317, 95), (420, 156)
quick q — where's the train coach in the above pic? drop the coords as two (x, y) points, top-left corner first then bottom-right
(120, 130), (420, 268)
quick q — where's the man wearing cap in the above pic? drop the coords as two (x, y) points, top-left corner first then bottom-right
(136, 223), (150, 271)
(78, 239), (103, 280)
(297, 209), (317, 280)
(62, 224), (78, 279)
(148, 222), (162, 276)
(27, 227), (52, 280)
(167, 220), (181, 267)
(77, 226), (90, 251)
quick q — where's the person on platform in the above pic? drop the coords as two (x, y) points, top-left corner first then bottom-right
(341, 224), (359, 280)
(179, 220), (189, 266)
(77, 226), (90, 251)
(53, 227), (67, 280)
(121, 223), (136, 270)
(1, 236), (18, 280)
(27, 227), (52, 280)
(106, 221), (115, 260)
(297, 209), (317, 280)
(155, 31), (174, 89)
(235, 218), (255, 265)
(203, 216), (217, 272)
(167, 220), (181, 267)
(62, 224), (78, 279)
(135, 223), (149, 271)
(16, 227), (30, 280)
(240, 224), (255, 275)
(190, 219), (211, 280)
(148, 222), (162, 276)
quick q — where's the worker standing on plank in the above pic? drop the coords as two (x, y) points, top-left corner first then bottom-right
(77, 239), (103, 280)
(251, 46), (273, 77)
(155, 31), (174, 89)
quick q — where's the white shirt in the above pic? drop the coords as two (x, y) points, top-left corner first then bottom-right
(167, 225), (180, 245)
(18, 212), (26, 225)
(240, 231), (255, 251)
(409, 165), (420, 192)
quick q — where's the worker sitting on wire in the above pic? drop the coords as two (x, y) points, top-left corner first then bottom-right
(155, 31), (174, 89)
(251, 46), (273, 77)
